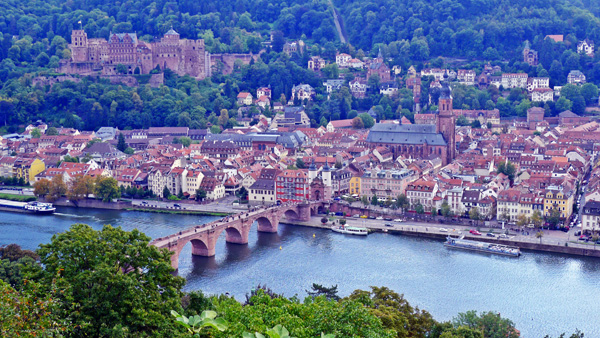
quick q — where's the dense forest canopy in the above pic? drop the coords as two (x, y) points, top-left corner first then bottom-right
(1, 0), (600, 132)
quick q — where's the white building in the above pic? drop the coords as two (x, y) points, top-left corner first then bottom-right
(531, 88), (554, 102)
(527, 77), (550, 92)
(335, 53), (351, 67)
(501, 73), (528, 89)
(577, 39), (595, 57)
(567, 70), (586, 85)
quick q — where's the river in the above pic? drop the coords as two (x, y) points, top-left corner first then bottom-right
(1, 207), (599, 337)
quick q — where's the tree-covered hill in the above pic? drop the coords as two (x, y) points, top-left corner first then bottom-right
(334, 0), (600, 60)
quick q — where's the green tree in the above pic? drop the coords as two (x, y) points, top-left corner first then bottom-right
(496, 161), (517, 184)
(163, 186), (172, 199)
(0, 279), (70, 336)
(179, 136), (192, 147)
(196, 188), (207, 201)
(555, 97), (573, 113)
(415, 203), (425, 215)
(47, 174), (67, 202)
(469, 207), (481, 225)
(29, 224), (185, 337)
(352, 116), (364, 129)
(441, 200), (452, 218)
(359, 113), (375, 128)
(547, 207), (562, 228)
(46, 126), (58, 136)
(452, 310), (519, 338)
(30, 128), (41, 138)
(117, 132), (127, 152)
(531, 210), (543, 228)
(212, 289), (394, 337)
(95, 176), (120, 202)
(306, 284), (340, 301)
(296, 158), (305, 169)
(371, 195), (379, 206)
(347, 286), (434, 337)
(536, 231), (544, 244)
(396, 194), (409, 211)
(361, 196), (369, 206)
(456, 115), (470, 126)
(580, 83), (599, 105)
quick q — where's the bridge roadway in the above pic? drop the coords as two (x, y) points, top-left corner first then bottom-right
(150, 201), (325, 269)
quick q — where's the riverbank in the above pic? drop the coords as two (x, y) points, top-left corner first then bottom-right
(283, 216), (600, 259)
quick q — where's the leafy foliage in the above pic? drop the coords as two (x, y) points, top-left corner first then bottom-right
(28, 223), (186, 337)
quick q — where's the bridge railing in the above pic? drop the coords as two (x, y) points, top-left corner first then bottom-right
(149, 202), (307, 248)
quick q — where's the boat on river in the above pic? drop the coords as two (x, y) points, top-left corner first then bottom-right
(332, 225), (368, 236)
(444, 235), (520, 257)
(0, 199), (56, 214)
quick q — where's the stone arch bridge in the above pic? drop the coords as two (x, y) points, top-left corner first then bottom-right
(150, 202), (327, 269)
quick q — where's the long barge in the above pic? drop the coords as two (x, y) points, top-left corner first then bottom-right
(444, 235), (520, 257)
(0, 199), (56, 214)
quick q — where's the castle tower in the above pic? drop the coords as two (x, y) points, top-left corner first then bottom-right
(437, 73), (456, 165)
(308, 158), (317, 182)
(322, 160), (332, 187)
(71, 30), (89, 62)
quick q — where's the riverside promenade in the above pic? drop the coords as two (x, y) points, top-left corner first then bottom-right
(285, 216), (600, 258)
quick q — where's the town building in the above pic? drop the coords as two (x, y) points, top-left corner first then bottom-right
(567, 70), (586, 84)
(527, 77), (550, 92)
(581, 200), (600, 234)
(237, 92), (253, 105)
(335, 53), (351, 67)
(291, 84), (315, 102)
(577, 39), (594, 57)
(308, 56), (326, 71)
(361, 169), (416, 200)
(501, 73), (528, 89)
(523, 41), (539, 66)
(406, 179), (438, 212)
(275, 169), (310, 203)
(531, 88), (554, 102)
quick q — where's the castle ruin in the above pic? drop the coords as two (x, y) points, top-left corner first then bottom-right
(59, 28), (254, 80)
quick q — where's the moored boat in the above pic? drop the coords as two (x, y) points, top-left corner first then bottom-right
(332, 225), (368, 236)
(444, 235), (520, 257)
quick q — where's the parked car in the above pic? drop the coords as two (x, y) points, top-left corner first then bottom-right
(352, 214), (360, 218)
(394, 219), (403, 222)
(486, 233), (496, 237)
(360, 215), (368, 219)
(439, 228), (448, 232)
(141, 201), (148, 205)
(335, 212), (344, 216)
(173, 203), (181, 208)
(384, 217), (393, 221)
(376, 216), (384, 220)
(384, 223), (394, 227)
(469, 229), (482, 235)
(498, 234), (509, 239)
(368, 216), (376, 219)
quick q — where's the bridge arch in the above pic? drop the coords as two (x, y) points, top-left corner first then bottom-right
(256, 216), (277, 233)
(283, 209), (300, 220)
(190, 238), (210, 256)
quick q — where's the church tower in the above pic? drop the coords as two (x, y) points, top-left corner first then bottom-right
(437, 73), (456, 165)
